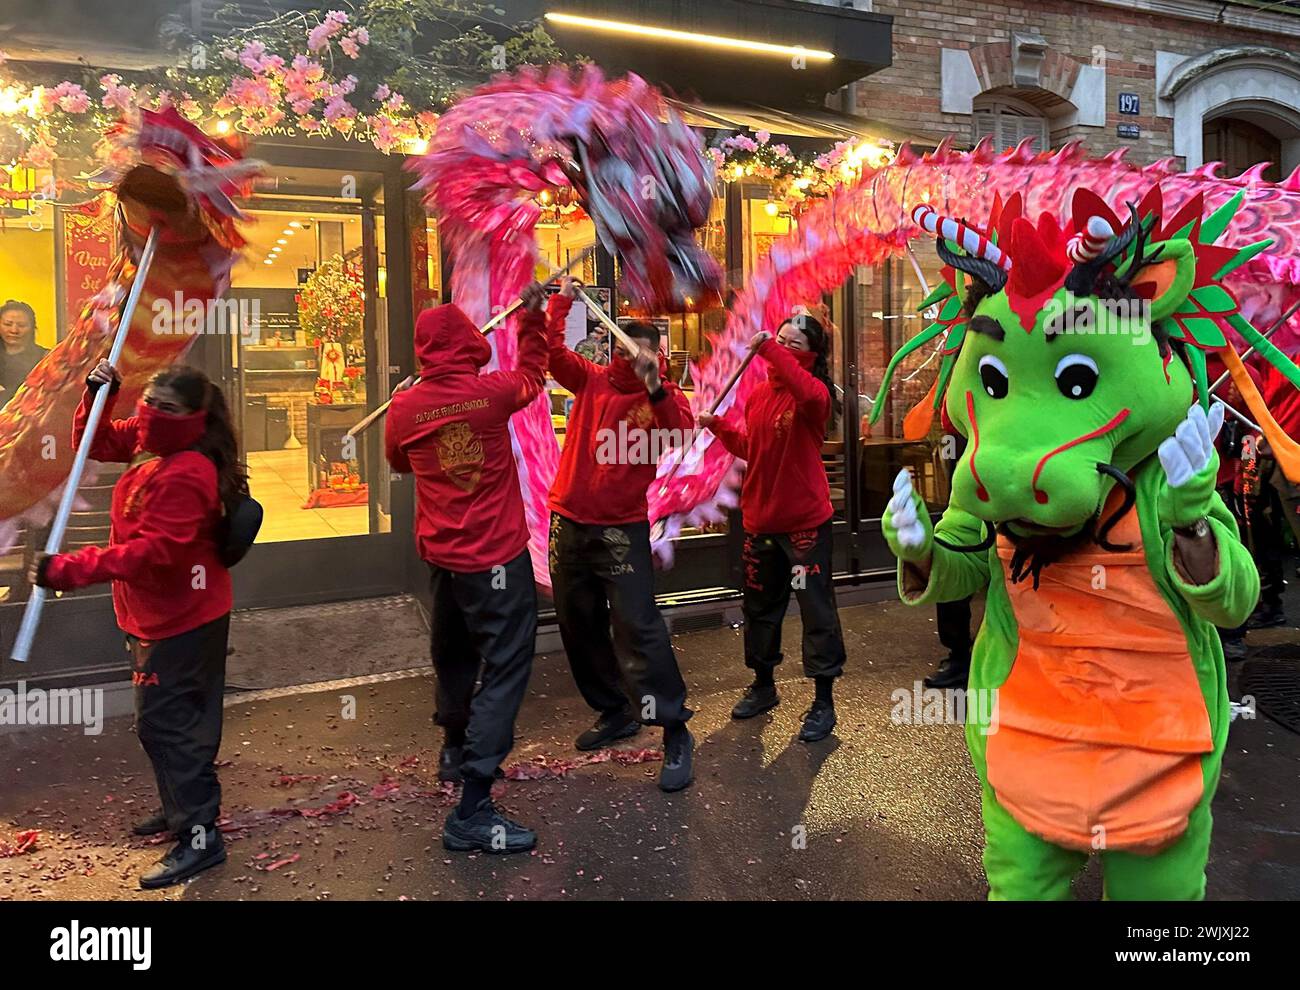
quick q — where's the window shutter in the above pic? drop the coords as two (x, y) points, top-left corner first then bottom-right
(972, 106), (1048, 152)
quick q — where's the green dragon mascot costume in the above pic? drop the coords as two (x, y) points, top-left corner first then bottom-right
(877, 186), (1300, 900)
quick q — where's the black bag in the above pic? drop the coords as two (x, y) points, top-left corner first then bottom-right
(218, 492), (263, 567)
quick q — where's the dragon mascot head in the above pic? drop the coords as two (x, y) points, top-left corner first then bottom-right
(879, 186), (1298, 582)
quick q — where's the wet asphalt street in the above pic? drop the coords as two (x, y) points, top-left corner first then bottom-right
(1, 595), (1298, 901)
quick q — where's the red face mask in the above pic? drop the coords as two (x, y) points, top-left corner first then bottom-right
(770, 346), (819, 384)
(136, 402), (207, 456)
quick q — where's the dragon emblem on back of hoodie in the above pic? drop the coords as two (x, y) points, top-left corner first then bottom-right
(435, 421), (485, 492)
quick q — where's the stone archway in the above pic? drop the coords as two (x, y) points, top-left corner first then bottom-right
(1160, 46), (1300, 174)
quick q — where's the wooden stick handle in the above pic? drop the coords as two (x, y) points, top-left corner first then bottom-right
(12, 227), (160, 663)
(656, 337), (764, 493)
(347, 247), (595, 439)
(706, 340), (763, 416)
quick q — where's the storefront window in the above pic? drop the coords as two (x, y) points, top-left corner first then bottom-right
(857, 253), (950, 519)
(741, 182), (793, 282)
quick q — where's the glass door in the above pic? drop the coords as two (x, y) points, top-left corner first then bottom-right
(189, 160), (407, 607)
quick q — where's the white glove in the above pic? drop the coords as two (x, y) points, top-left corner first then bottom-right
(883, 465), (935, 558)
(1158, 402), (1225, 489)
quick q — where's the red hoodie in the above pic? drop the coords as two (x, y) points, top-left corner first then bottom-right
(708, 339), (833, 535)
(1260, 362), (1300, 443)
(385, 303), (547, 572)
(41, 391), (232, 640)
(546, 294), (694, 526)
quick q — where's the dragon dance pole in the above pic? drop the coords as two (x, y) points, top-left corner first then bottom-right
(347, 246), (595, 439)
(573, 289), (642, 354)
(655, 337), (764, 496)
(1208, 299), (1300, 396)
(11, 227), (160, 663)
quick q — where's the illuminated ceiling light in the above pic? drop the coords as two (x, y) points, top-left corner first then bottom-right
(764, 201), (779, 217)
(282, 228), (294, 236)
(544, 12), (834, 61)
(289, 221), (303, 229)
(276, 238), (287, 245)
(263, 259), (274, 265)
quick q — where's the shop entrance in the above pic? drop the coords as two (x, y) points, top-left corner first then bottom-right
(186, 146), (417, 610)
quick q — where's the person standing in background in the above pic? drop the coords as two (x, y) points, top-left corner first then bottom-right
(0, 301), (48, 409)
(927, 405), (974, 688)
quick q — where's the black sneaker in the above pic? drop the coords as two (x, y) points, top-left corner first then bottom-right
(659, 727), (694, 793)
(139, 827), (226, 889)
(443, 799), (536, 854)
(799, 699), (837, 742)
(1248, 603), (1287, 630)
(731, 682), (779, 719)
(575, 711), (641, 751)
(438, 744), (464, 783)
(132, 810), (170, 837)
(924, 653), (970, 690)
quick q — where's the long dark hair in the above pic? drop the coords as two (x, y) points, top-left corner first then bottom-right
(151, 365), (248, 504)
(781, 314), (839, 431)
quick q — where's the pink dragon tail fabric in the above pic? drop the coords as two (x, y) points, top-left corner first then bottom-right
(647, 138), (1300, 562)
(0, 107), (260, 551)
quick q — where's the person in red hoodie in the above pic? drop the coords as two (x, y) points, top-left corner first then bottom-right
(385, 282), (548, 853)
(1242, 361), (1300, 632)
(546, 276), (696, 792)
(699, 313), (848, 742)
(32, 359), (240, 889)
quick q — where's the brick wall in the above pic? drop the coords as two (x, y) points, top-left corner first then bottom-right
(854, 0), (1300, 166)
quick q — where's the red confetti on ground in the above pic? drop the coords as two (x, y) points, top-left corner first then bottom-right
(219, 790), (363, 834)
(369, 774), (401, 800)
(299, 791), (361, 818)
(503, 747), (662, 781)
(261, 853), (301, 872)
(0, 830), (40, 858)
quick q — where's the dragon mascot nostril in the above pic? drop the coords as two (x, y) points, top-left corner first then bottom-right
(879, 185), (1300, 900)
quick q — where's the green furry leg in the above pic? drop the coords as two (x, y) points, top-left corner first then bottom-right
(1100, 801), (1212, 901)
(981, 784), (1213, 901)
(981, 785), (1087, 900)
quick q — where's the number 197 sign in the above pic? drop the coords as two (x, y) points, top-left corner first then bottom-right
(1118, 92), (1140, 115)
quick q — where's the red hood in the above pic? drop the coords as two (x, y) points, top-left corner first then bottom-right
(415, 304), (491, 377)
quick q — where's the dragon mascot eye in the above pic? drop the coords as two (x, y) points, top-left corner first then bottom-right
(1054, 354), (1098, 399)
(978, 355), (1010, 399)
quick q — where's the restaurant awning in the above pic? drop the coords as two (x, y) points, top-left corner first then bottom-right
(667, 98), (937, 149)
